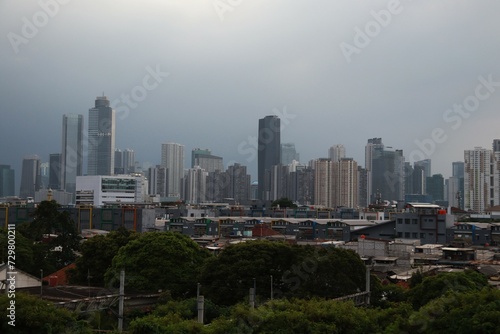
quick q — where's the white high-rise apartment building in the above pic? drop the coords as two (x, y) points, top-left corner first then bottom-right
(464, 146), (500, 212)
(184, 166), (208, 204)
(328, 144), (346, 162)
(161, 142), (184, 198)
(332, 158), (358, 208)
(313, 158), (332, 207)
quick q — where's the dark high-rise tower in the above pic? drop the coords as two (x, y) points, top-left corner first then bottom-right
(19, 155), (41, 199)
(87, 96), (115, 176)
(258, 115), (280, 200)
(62, 114), (83, 195)
(48, 153), (62, 190)
(0, 165), (15, 197)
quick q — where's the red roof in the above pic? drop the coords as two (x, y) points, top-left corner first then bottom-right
(42, 263), (76, 286)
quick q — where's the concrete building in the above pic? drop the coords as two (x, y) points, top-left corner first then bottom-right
(61, 114), (84, 196)
(0, 165), (15, 197)
(370, 145), (405, 204)
(191, 148), (223, 173)
(147, 165), (168, 198)
(464, 147), (499, 212)
(114, 148), (136, 174)
(426, 174), (444, 202)
(48, 153), (62, 190)
(258, 115), (280, 200)
(226, 163), (251, 203)
(332, 158), (358, 208)
(0, 264), (40, 290)
(281, 143), (299, 165)
(184, 166), (208, 204)
(19, 155), (41, 199)
(269, 164), (288, 201)
(161, 142), (184, 199)
(0, 204), (170, 233)
(87, 96), (115, 176)
(76, 175), (137, 206)
(288, 165), (314, 205)
(328, 144), (346, 162)
(313, 158), (332, 207)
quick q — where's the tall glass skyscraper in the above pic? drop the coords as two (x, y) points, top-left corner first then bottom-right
(87, 96), (115, 176)
(0, 165), (15, 197)
(258, 115), (280, 200)
(19, 155), (41, 199)
(62, 114), (83, 196)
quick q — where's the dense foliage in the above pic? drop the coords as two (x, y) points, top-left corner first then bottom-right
(199, 240), (369, 305)
(70, 227), (138, 286)
(127, 271), (500, 334)
(0, 293), (91, 334)
(8, 200), (81, 275)
(5, 202), (500, 333)
(105, 231), (212, 296)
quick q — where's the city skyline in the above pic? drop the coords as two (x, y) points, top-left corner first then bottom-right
(2, 1), (500, 193)
(3, 104), (500, 199)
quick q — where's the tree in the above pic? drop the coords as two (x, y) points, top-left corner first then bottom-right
(0, 228), (35, 274)
(0, 293), (92, 334)
(104, 232), (211, 297)
(402, 288), (500, 333)
(17, 200), (81, 274)
(199, 240), (303, 306)
(291, 247), (367, 299)
(200, 241), (371, 306)
(271, 198), (297, 208)
(69, 227), (138, 286)
(205, 298), (377, 334)
(407, 270), (489, 310)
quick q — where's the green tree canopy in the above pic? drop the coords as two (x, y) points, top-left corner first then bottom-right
(199, 240), (304, 306)
(0, 293), (91, 334)
(0, 228), (35, 274)
(105, 231), (212, 297)
(199, 241), (370, 306)
(403, 288), (500, 333)
(271, 198), (297, 208)
(70, 227), (138, 286)
(17, 200), (81, 274)
(291, 247), (367, 299)
(407, 269), (489, 310)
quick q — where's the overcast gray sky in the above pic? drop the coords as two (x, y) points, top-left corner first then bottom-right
(1, 0), (500, 191)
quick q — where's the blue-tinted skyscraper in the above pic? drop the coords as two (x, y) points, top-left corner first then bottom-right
(62, 114), (83, 195)
(19, 155), (41, 199)
(87, 96), (115, 176)
(0, 165), (15, 197)
(258, 115), (280, 200)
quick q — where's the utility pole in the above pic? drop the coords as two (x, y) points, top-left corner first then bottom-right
(40, 269), (43, 298)
(118, 270), (125, 332)
(365, 266), (370, 305)
(270, 275), (273, 300)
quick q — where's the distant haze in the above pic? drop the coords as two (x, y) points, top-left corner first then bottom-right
(1, 1), (500, 193)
